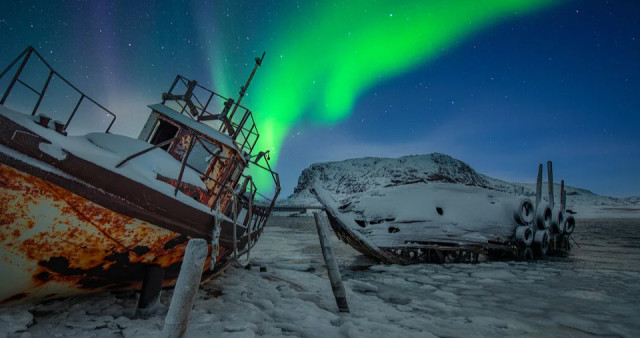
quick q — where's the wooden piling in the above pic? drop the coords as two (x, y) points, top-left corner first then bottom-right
(547, 161), (554, 208)
(535, 164), (543, 207)
(136, 265), (164, 318)
(313, 212), (350, 313)
(162, 238), (208, 338)
(560, 180), (566, 213)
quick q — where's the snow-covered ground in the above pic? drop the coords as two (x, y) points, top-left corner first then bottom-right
(1, 216), (639, 337)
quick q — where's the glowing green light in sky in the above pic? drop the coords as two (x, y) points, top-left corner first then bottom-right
(211, 0), (557, 191)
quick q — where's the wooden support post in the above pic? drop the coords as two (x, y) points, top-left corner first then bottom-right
(535, 164), (543, 208)
(560, 180), (566, 213)
(313, 212), (350, 313)
(162, 239), (208, 338)
(136, 265), (164, 318)
(547, 161), (554, 208)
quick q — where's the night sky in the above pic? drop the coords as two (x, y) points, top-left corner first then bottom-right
(1, 1), (638, 198)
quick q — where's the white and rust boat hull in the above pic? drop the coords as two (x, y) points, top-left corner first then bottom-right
(0, 47), (280, 306)
(0, 162), (227, 305)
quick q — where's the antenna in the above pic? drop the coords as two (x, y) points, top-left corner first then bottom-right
(226, 52), (266, 124)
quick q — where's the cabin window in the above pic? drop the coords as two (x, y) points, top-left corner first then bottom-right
(149, 119), (179, 150)
(230, 163), (243, 184)
(186, 138), (220, 175)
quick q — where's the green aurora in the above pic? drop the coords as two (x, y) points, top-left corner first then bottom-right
(209, 0), (559, 192)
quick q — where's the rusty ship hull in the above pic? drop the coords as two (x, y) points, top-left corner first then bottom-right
(0, 46), (279, 305)
(0, 161), (230, 305)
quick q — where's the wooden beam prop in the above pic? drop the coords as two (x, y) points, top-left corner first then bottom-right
(313, 212), (350, 313)
(136, 265), (164, 319)
(162, 239), (208, 338)
(547, 161), (554, 208)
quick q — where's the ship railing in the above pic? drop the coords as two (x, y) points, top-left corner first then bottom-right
(212, 165), (280, 224)
(0, 46), (117, 134)
(247, 153), (281, 230)
(162, 75), (224, 122)
(117, 130), (235, 196)
(231, 176), (277, 237)
(115, 129), (280, 222)
(161, 74), (260, 155)
(118, 129), (278, 259)
(216, 173), (275, 261)
(188, 147), (279, 233)
(230, 109), (259, 156)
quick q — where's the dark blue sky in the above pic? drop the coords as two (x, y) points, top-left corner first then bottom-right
(278, 0), (640, 197)
(0, 1), (638, 197)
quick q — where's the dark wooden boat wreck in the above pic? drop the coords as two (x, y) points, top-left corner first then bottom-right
(0, 46), (280, 305)
(312, 163), (576, 264)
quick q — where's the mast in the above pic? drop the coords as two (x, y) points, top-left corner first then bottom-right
(225, 52), (265, 128)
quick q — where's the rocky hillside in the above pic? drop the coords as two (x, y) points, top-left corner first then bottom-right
(284, 154), (487, 205)
(279, 153), (640, 218)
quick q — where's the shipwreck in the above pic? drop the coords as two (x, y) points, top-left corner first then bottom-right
(0, 46), (280, 305)
(313, 162), (576, 264)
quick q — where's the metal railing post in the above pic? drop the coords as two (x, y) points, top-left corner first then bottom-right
(1, 47), (33, 105)
(116, 136), (179, 168)
(106, 115), (116, 133)
(209, 159), (238, 211)
(162, 75), (180, 105)
(64, 94), (85, 131)
(31, 70), (54, 116)
(174, 133), (196, 196)
(232, 110), (251, 140)
(201, 92), (214, 119)
(0, 46), (32, 80)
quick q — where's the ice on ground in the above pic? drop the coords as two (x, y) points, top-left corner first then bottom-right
(1, 217), (639, 337)
(0, 305), (32, 334)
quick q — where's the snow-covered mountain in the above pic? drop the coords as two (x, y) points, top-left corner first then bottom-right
(280, 153), (640, 218)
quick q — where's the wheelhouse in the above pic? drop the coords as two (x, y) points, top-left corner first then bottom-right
(128, 73), (279, 222)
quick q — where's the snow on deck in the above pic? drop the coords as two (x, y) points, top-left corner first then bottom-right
(0, 104), (223, 216)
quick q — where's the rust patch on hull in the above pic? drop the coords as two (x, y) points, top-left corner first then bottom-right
(0, 162), (229, 306)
